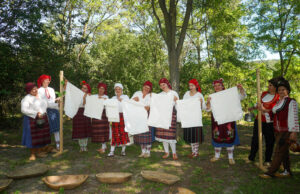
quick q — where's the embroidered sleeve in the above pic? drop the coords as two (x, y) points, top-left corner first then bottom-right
(288, 100), (299, 132)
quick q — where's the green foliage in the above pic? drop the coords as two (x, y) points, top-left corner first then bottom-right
(248, 0), (299, 76)
(58, 187), (65, 194)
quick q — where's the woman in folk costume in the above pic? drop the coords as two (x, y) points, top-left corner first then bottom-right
(248, 77), (280, 166)
(182, 79), (206, 158)
(72, 81), (92, 152)
(260, 78), (299, 178)
(37, 75), (60, 150)
(91, 82), (110, 154)
(156, 78), (179, 160)
(206, 78), (246, 165)
(132, 81), (154, 158)
(108, 83), (130, 157)
(21, 82), (52, 160)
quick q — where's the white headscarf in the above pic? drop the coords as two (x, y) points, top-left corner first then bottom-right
(114, 83), (124, 96)
(114, 83), (123, 89)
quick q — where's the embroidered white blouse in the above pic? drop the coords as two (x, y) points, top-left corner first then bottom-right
(38, 87), (58, 109)
(21, 94), (48, 119)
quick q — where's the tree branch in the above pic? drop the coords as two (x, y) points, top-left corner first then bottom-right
(176, 0), (193, 56)
(284, 48), (296, 75)
(151, 0), (166, 42)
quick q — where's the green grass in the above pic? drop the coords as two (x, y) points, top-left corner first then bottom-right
(0, 117), (299, 193)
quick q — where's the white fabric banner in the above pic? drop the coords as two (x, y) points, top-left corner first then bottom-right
(209, 87), (243, 125)
(177, 98), (202, 128)
(84, 95), (104, 120)
(64, 82), (85, 118)
(122, 100), (149, 135)
(104, 99), (120, 122)
(147, 93), (174, 129)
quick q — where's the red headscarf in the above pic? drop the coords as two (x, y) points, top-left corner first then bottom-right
(213, 78), (225, 90)
(25, 82), (37, 94)
(97, 82), (107, 95)
(159, 78), (172, 89)
(189, 79), (202, 93)
(37, 74), (51, 88)
(143, 80), (153, 92)
(81, 81), (91, 93)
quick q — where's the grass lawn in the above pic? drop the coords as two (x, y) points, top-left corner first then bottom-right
(0, 116), (299, 193)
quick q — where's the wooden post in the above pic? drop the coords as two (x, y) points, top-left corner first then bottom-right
(256, 69), (263, 169)
(59, 71), (64, 153)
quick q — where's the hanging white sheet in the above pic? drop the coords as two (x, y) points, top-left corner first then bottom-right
(64, 81), (84, 118)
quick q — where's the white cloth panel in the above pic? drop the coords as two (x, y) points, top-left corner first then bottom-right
(148, 93), (174, 129)
(122, 99), (149, 135)
(177, 98), (203, 128)
(64, 82), (85, 118)
(209, 87), (243, 125)
(84, 95), (105, 120)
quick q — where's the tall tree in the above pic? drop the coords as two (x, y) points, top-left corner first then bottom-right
(151, 0), (193, 92)
(49, 0), (119, 61)
(249, 0), (299, 76)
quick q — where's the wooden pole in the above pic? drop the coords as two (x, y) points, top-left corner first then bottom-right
(256, 69), (263, 169)
(59, 71), (64, 153)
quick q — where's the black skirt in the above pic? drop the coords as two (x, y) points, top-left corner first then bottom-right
(183, 127), (204, 144)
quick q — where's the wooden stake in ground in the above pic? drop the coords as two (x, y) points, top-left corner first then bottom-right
(256, 69), (263, 169)
(59, 71), (64, 153)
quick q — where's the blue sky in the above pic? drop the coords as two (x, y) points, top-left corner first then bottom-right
(264, 50), (280, 60)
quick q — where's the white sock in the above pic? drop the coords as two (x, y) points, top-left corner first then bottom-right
(227, 146), (234, 159)
(84, 138), (88, 147)
(191, 143), (195, 153)
(54, 132), (60, 148)
(122, 145), (126, 152)
(110, 146), (115, 153)
(146, 145), (151, 154)
(170, 143), (176, 154)
(163, 142), (169, 154)
(191, 143), (199, 155)
(102, 143), (107, 150)
(215, 147), (221, 158)
(54, 131), (60, 142)
(78, 139), (84, 147)
(141, 146), (146, 154)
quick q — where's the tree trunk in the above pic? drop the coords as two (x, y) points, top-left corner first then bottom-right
(169, 48), (180, 91)
(152, 0), (193, 93)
